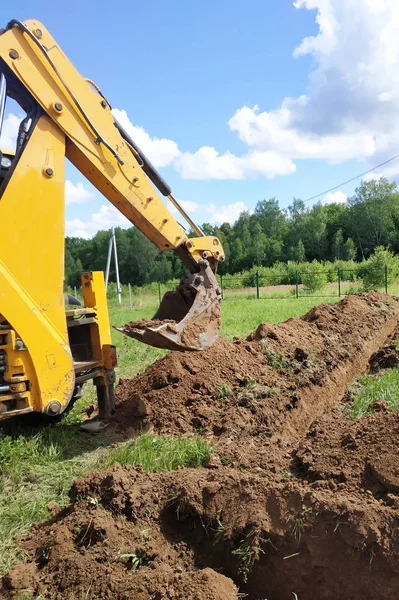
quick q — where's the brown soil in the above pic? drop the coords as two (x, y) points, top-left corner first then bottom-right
(114, 292), (398, 467)
(4, 292), (399, 600)
(369, 327), (399, 372)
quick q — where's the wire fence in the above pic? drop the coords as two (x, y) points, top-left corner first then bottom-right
(217, 266), (389, 301)
(73, 265), (393, 307)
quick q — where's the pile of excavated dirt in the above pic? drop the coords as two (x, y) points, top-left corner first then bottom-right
(5, 411), (399, 600)
(113, 292), (399, 467)
(3, 292), (399, 600)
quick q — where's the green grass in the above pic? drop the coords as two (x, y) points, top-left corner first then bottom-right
(0, 425), (210, 573)
(102, 434), (210, 471)
(0, 289), (389, 575)
(351, 368), (399, 418)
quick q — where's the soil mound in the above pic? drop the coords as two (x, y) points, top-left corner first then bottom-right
(296, 409), (399, 496)
(3, 292), (399, 600)
(5, 431), (399, 600)
(114, 292), (399, 466)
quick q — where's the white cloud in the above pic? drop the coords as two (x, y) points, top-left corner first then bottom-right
(204, 201), (251, 225)
(111, 2), (399, 182)
(224, 1), (399, 180)
(112, 109), (296, 180)
(323, 191), (348, 204)
(66, 205), (130, 238)
(0, 113), (19, 151)
(176, 146), (295, 180)
(67, 196), (251, 238)
(167, 197), (251, 225)
(112, 109), (180, 168)
(65, 180), (94, 204)
(166, 199), (199, 215)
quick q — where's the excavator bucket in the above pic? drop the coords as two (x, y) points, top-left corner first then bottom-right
(115, 260), (222, 351)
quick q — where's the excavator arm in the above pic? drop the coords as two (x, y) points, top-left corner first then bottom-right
(0, 19), (224, 421)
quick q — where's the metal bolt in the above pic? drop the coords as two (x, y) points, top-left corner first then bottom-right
(101, 99), (107, 108)
(147, 196), (154, 202)
(35, 28), (42, 38)
(45, 168), (54, 177)
(46, 400), (61, 415)
(54, 102), (63, 112)
(186, 240), (194, 248)
(9, 50), (18, 59)
(163, 218), (169, 224)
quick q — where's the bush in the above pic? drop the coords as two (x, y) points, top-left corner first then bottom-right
(300, 260), (328, 293)
(361, 247), (399, 291)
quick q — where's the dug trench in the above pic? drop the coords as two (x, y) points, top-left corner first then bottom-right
(3, 291), (399, 600)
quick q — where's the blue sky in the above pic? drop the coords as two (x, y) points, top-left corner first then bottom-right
(1, 1), (398, 237)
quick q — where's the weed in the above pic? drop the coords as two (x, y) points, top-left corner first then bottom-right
(118, 550), (153, 570)
(212, 514), (225, 544)
(292, 508), (316, 545)
(259, 339), (290, 369)
(231, 528), (267, 584)
(292, 516), (304, 544)
(244, 379), (257, 389)
(333, 515), (350, 533)
(220, 455), (234, 466)
(139, 524), (150, 540)
(214, 383), (234, 399)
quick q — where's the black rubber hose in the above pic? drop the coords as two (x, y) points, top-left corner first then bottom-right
(65, 294), (81, 306)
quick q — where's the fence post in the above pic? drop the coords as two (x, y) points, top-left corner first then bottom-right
(220, 274), (224, 300)
(158, 281), (162, 304)
(128, 283), (132, 309)
(295, 270), (299, 299)
(338, 268), (341, 297)
(74, 286), (77, 298)
(385, 265), (388, 294)
(256, 269), (260, 300)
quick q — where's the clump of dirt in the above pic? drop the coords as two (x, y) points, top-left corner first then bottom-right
(369, 327), (399, 372)
(5, 435), (399, 600)
(4, 291), (399, 600)
(296, 409), (399, 497)
(121, 318), (176, 330)
(114, 292), (399, 467)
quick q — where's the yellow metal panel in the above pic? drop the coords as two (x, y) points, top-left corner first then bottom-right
(0, 115), (74, 411)
(0, 21), (224, 266)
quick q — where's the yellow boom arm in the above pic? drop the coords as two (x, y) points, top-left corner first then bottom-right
(0, 19), (224, 268)
(0, 18), (224, 422)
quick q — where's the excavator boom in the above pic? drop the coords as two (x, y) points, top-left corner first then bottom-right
(0, 18), (224, 421)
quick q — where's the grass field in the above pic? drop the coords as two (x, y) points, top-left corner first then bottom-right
(0, 291), (397, 575)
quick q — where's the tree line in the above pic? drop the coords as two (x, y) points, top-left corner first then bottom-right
(65, 178), (399, 287)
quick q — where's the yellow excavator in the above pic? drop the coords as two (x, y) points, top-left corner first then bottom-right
(0, 19), (224, 426)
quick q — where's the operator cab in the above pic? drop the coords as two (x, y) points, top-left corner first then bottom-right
(0, 150), (14, 188)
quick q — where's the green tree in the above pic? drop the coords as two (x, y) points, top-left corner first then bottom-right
(331, 229), (344, 260)
(289, 240), (305, 263)
(348, 178), (398, 257)
(343, 237), (356, 261)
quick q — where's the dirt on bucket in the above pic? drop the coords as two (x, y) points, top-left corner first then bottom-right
(3, 292), (399, 600)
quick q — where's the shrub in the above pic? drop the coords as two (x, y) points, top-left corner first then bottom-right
(300, 260), (328, 293)
(361, 247), (399, 291)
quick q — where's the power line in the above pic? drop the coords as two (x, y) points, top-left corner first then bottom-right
(303, 152), (399, 204)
